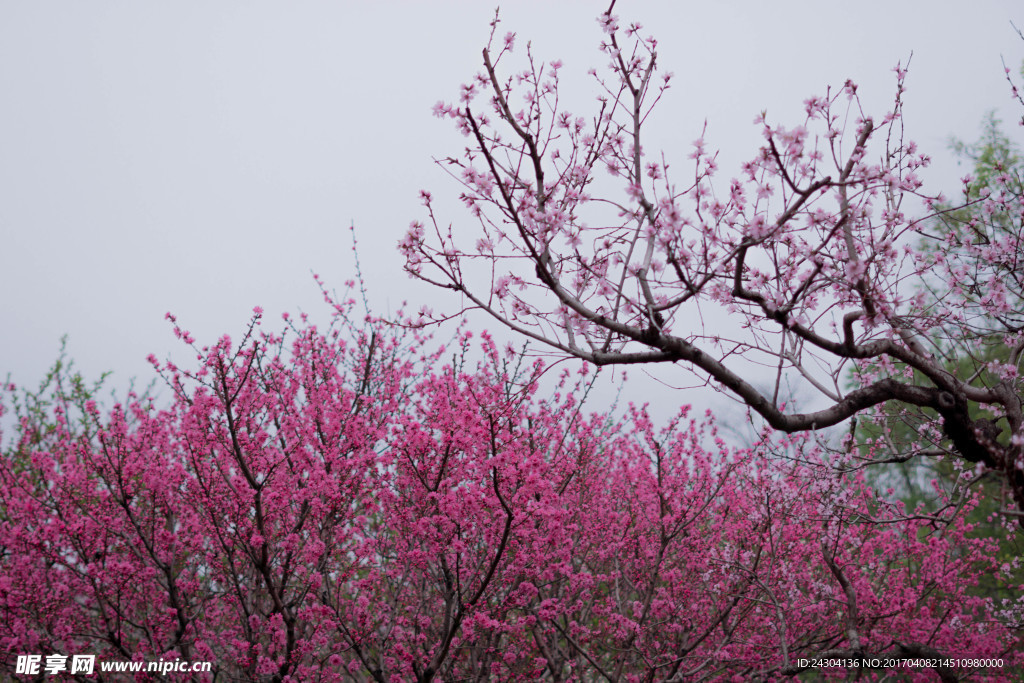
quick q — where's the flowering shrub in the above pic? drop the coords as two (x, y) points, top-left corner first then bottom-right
(1, 295), (1019, 681)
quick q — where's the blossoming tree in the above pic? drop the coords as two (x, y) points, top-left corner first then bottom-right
(1, 294), (1020, 681)
(400, 6), (1024, 519)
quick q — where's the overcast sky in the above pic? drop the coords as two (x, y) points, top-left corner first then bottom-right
(2, 1), (1023, 424)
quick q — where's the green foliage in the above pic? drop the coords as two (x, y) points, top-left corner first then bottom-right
(950, 111), (1022, 203)
(2, 337), (108, 458)
(2, 337), (155, 463)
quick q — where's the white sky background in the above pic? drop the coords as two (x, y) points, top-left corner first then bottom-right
(1, 1), (1023, 427)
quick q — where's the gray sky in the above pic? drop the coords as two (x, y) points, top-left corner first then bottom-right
(2, 1), (1022, 420)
